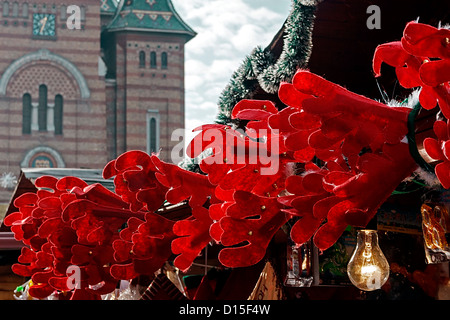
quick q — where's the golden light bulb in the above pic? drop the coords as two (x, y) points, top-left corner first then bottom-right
(347, 229), (389, 291)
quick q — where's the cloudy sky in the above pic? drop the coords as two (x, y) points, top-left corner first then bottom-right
(171, 0), (292, 144)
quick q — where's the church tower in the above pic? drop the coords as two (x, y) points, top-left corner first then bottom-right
(0, 0), (109, 204)
(0, 0), (195, 205)
(101, 0), (196, 162)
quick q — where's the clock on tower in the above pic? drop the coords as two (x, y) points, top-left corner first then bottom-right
(32, 13), (56, 38)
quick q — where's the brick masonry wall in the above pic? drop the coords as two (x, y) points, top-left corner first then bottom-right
(115, 32), (186, 163)
(0, 0), (108, 203)
(0, 1), (188, 204)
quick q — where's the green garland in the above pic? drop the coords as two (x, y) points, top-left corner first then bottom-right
(181, 0), (321, 171)
(216, 0), (319, 126)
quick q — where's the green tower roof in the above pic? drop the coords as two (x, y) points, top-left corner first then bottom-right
(100, 0), (118, 15)
(106, 0), (196, 41)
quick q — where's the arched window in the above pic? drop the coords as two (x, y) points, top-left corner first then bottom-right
(147, 110), (159, 153)
(150, 51), (157, 69)
(161, 52), (168, 69)
(12, 2), (18, 17)
(60, 5), (66, 20)
(139, 51), (146, 68)
(3, 2), (9, 17)
(80, 5), (85, 21)
(54, 94), (63, 135)
(22, 93), (32, 134)
(21, 3), (28, 18)
(21, 146), (65, 168)
(38, 84), (47, 131)
(149, 118), (157, 152)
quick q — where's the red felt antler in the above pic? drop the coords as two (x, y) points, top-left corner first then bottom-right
(171, 206), (213, 272)
(151, 155), (216, 207)
(5, 21), (450, 300)
(218, 191), (290, 267)
(374, 21), (450, 117)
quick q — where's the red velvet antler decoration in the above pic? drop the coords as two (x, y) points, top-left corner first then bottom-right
(4, 21), (449, 300)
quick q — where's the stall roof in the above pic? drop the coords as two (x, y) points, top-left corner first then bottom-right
(17, 168), (115, 190)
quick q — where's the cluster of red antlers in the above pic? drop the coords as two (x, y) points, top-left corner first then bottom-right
(4, 21), (449, 299)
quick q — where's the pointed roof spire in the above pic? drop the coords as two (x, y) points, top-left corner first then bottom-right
(106, 0), (196, 42)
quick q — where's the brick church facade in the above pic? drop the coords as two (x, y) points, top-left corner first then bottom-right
(0, 0), (195, 204)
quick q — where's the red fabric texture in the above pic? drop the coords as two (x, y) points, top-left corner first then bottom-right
(373, 21), (450, 116)
(373, 21), (450, 188)
(4, 21), (449, 299)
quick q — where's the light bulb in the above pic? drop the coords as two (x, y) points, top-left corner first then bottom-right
(347, 229), (389, 291)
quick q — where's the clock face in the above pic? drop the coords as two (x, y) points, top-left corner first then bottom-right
(32, 13), (56, 37)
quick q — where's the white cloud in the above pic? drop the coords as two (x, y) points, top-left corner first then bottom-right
(231, 24), (266, 53)
(172, 0), (292, 150)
